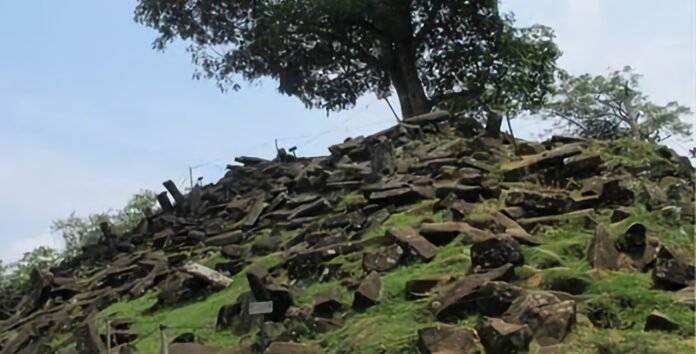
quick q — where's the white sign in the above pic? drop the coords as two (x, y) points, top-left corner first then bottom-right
(249, 301), (274, 315)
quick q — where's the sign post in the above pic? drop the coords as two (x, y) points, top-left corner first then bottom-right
(249, 301), (273, 345)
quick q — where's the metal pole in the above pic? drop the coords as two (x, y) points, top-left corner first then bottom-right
(383, 98), (401, 123)
(106, 320), (111, 353)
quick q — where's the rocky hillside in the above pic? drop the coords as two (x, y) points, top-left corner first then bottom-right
(1, 111), (694, 354)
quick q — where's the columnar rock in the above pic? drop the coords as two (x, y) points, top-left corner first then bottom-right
(353, 271), (382, 311)
(470, 235), (524, 270)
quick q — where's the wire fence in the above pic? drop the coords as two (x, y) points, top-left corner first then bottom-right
(171, 97), (399, 191)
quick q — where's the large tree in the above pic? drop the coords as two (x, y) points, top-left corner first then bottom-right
(543, 66), (693, 142)
(134, 0), (559, 119)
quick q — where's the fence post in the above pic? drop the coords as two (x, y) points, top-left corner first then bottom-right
(159, 324), (169, 354)
(106, 320), (111, 353)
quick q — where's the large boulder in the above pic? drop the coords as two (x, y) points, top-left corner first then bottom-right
(478, 317), (533, 354)
(353, 271), (383, 311)
(362, 244), (404, 273)
(417, 324), (484, 354)
(470, 235), (524, 271)
(502, 291), (576, 346)
(652, 247), (695, 290)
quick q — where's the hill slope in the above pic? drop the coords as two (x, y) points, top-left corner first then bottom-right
(1, 111), (694, 354)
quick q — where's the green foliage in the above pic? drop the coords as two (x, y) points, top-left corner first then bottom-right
(52, 190), (157, 259)
(543, 66), (693, 142)
(134, 0), (559, 118)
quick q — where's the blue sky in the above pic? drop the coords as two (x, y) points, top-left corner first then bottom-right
(0, 0), (693, 262)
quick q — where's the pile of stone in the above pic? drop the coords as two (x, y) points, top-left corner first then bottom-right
(0, 110), (694, 354)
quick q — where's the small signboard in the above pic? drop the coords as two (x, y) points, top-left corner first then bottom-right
(249, 301), (274, 315)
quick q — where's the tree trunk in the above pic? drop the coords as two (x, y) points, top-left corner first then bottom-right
(384, 40), (430, 119)
(396, 46), (431, 117)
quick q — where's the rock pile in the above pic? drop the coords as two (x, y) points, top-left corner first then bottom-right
(1, 110), (694, 354)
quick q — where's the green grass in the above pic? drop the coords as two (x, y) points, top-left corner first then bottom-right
(337, 192), (367, 211)
(584, 272), (695, 336)
(201, 252), (228, 268)
(362, 200), (445, 240)
(565, 325), (695, 354)
(312, 241), (471, 353)
(98, 253), (283, 353)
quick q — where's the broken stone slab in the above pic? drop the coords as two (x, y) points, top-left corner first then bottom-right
(156, 191), (174, 213)
(502, 291), (576, 346)
(517, 209), (596, 231)
(456, 168), (484, 186)
(74, 322), (107, 354)
(587, 225), (620, 271)
(181, 262), (232, 290)
(241, 199), (268, 228)
(369, 138), (396, 178)
(163, 179), (186, 205)
(216, 292), (254, 333)
(312, 289), (345, 318)
(234, 156), (269, 166)
(433, 264), (514, 321)
(221, 245), (248, 260)
(264, 342), (323, 354)
(506, 189), (572, 214)
(458, 156), (493, 173)
(155, 272), (208, 308)
(470, 235), (524, 270)
(214, 261), (245, 276)
(404, 110), (451, 125)
(518, 141), (546, 155)
(500, 206), (527, 220)
(246, 266), (294, 322)
(417, 324), (484, 354)
(433, 194), (478, 218)
(489, 212), (541, 245)
(501, 143), (583, 181)
(476, 281), (527, 317)
(580, 176), (634, 205)
(561, 153), (602, 176)
(353, 271), (382, 311)
(644, 311), (680, 332)
(205, 230), (245, 247)
(405, 277), (451, 300)
(306, 229), (349, 249)
(329, 136), (368, 160)
(419, 222), (488, 245)
(323, 210), (366, 230)
(362, 244), (404, 273)
(387, 228), (437, 261)
(368, 187), (421, 205)
(652, 246), (695, 290)
(288, 198), (331, 220)
(434, 183), (481, 202)
(478, 317), (533, 354)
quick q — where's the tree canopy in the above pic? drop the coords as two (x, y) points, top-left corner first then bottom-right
(134, 0), (560, 119)
(542, 66), (693, 142)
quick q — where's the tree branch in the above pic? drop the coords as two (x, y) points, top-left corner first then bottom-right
(414, 0), (445, 42)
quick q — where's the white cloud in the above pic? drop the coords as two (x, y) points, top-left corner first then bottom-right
(0, 137), (165, 262)
(3, 231), (64, 263)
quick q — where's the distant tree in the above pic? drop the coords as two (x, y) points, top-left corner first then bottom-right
(542, 66), (693, 142)
(11, 246), (61, 286)
(52, 190), (157, 259)
(134, 0), (559, 120)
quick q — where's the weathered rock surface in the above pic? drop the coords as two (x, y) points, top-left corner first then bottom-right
(417, 324), (484, 354)
(478, 317), (533, 354)
(353, 271), (382, 311)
